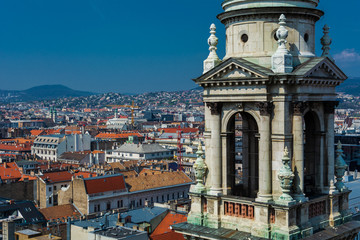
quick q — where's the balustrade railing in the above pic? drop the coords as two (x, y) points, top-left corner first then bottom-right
(224, 201), (254, 220)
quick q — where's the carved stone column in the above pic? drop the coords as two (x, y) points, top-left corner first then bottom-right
(206, 102), (222, 196)
(256, 102), (273, 202)
(292, 101), (308, 202)
(324, 101), (338, 189)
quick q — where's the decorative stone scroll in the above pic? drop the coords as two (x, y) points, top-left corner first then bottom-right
(324, 101), (339, 114)
(256, 102), (274, 116)
(206, 102), (222, 115)
(292, 101), (308, 116)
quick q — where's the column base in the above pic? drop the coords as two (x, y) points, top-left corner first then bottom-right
(209, 188), (222, 196)
(256, 193), (273, 203)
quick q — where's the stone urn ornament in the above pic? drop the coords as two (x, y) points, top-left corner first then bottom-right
(277, 147), (296, 205)
(193, 141), (207, 193)
(335, 141), (348, 192)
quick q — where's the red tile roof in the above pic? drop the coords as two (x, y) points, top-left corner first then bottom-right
(39, 204), (82, 221)
(40, 171), (73, 183)
(151, 232), (185, 240)
(0, 162), (22, 181)
(73, 171), (95, 179)
(158, 128), (199, 133)
(151, 212), (187, 237)
(95, 133), (143, 139)
(31, 130), (46, 136)
(84, 175), (127, 194)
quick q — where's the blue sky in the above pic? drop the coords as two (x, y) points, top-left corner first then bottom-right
(0, 0), (359, 93)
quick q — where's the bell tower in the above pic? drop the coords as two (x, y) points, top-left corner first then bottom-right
(173, 0), (360, 239)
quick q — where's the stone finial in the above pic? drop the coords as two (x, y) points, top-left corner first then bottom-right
(203, 24), (221, 74)
(193, 141), (207, 193)
(277, 147), (296, 205)
(321, 25), (334, 62)
(329, 179), (338, 195)
(271, 14), (293, 73)
(335, 141), (348, 192)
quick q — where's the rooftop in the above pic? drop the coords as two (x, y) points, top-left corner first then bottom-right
(84, 174), (127, 194)
(39, 204), (82, 221)
(39, 171), (73, 183)
(125, 171), (192, 192)
(115, 143), (169, 154)
(93, 226), (147, 239)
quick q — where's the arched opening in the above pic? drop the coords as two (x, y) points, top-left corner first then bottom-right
(304, 111), (321, 197)
(226, 112), (259, 198)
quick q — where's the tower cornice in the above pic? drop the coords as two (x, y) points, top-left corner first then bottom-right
(217, 6), (323, 24)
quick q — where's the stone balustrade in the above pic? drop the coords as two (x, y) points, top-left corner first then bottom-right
(224, 201), (254, 220)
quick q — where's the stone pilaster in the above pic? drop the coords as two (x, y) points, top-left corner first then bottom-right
(324, 101), (338, 189)
(292, 101), (308, 202)
(256, 102), (273, 202)
(206, 102), (222, 196)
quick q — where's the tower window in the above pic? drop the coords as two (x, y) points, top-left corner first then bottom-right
(241, 34), (248, 43)
(304, 33), (309, 43)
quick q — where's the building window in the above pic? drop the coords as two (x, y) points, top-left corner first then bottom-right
(54, 186), (57, 191)
(107, 202), (111, 211)
(49, 197), (52, 204)
(177, 192), (180, 199)
(156, 196), (159, 202)
(48, 187), (52, 192)
(151, 197), (153, 203)
(172, 193), (175, 199)
(162, 195), (164, 202)
(167, 194), (169, 201)
(139, 199), (142, 206)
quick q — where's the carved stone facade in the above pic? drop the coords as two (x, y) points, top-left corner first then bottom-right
(173, 0), (360, 239)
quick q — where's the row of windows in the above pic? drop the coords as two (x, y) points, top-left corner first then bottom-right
(34, 149), (56, 155)
(92, 191), (188, 213)
(239, 32), (310, 44)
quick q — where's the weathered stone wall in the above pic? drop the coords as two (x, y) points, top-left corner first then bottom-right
(0, 180), (35, 201)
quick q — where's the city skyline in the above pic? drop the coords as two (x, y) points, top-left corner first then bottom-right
(0, 0), (359, 94)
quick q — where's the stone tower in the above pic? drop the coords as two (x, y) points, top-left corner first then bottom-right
(173, 0), (360, 239)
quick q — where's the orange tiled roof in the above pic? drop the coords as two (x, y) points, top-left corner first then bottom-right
(120, 170), (138, 178)
(151, 212), (187, 237)
(31, 130), (45, 136)
(151, 232), (185, 240)
(84, 175), (127, 194)
(125, 171), (192, 192)
(0, 162), (22, 181)
(39, 204), (82, 221)
(40, 171), (73, 183)
(139, 169), (162, 175)
(0, 144), (31, 152)
(19, 175), (37, 181)
(158, 128), (199, 133)
(95, 133), (143, 139)
(73, 171), (95, 179)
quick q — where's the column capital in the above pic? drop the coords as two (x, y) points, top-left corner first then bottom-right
(206, 102), (222, 115)
(324, 101), (339, 114)
(256, 101), (274, 116)
(292, 101), (308, 116)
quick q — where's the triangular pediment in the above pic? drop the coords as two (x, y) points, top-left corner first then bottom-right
(195, 58), (271, 82)
(294, 57), (347, 80)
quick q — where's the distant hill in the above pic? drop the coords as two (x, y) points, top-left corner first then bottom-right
(336, 77), (360, 96)
(0, 84), (96, 102)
